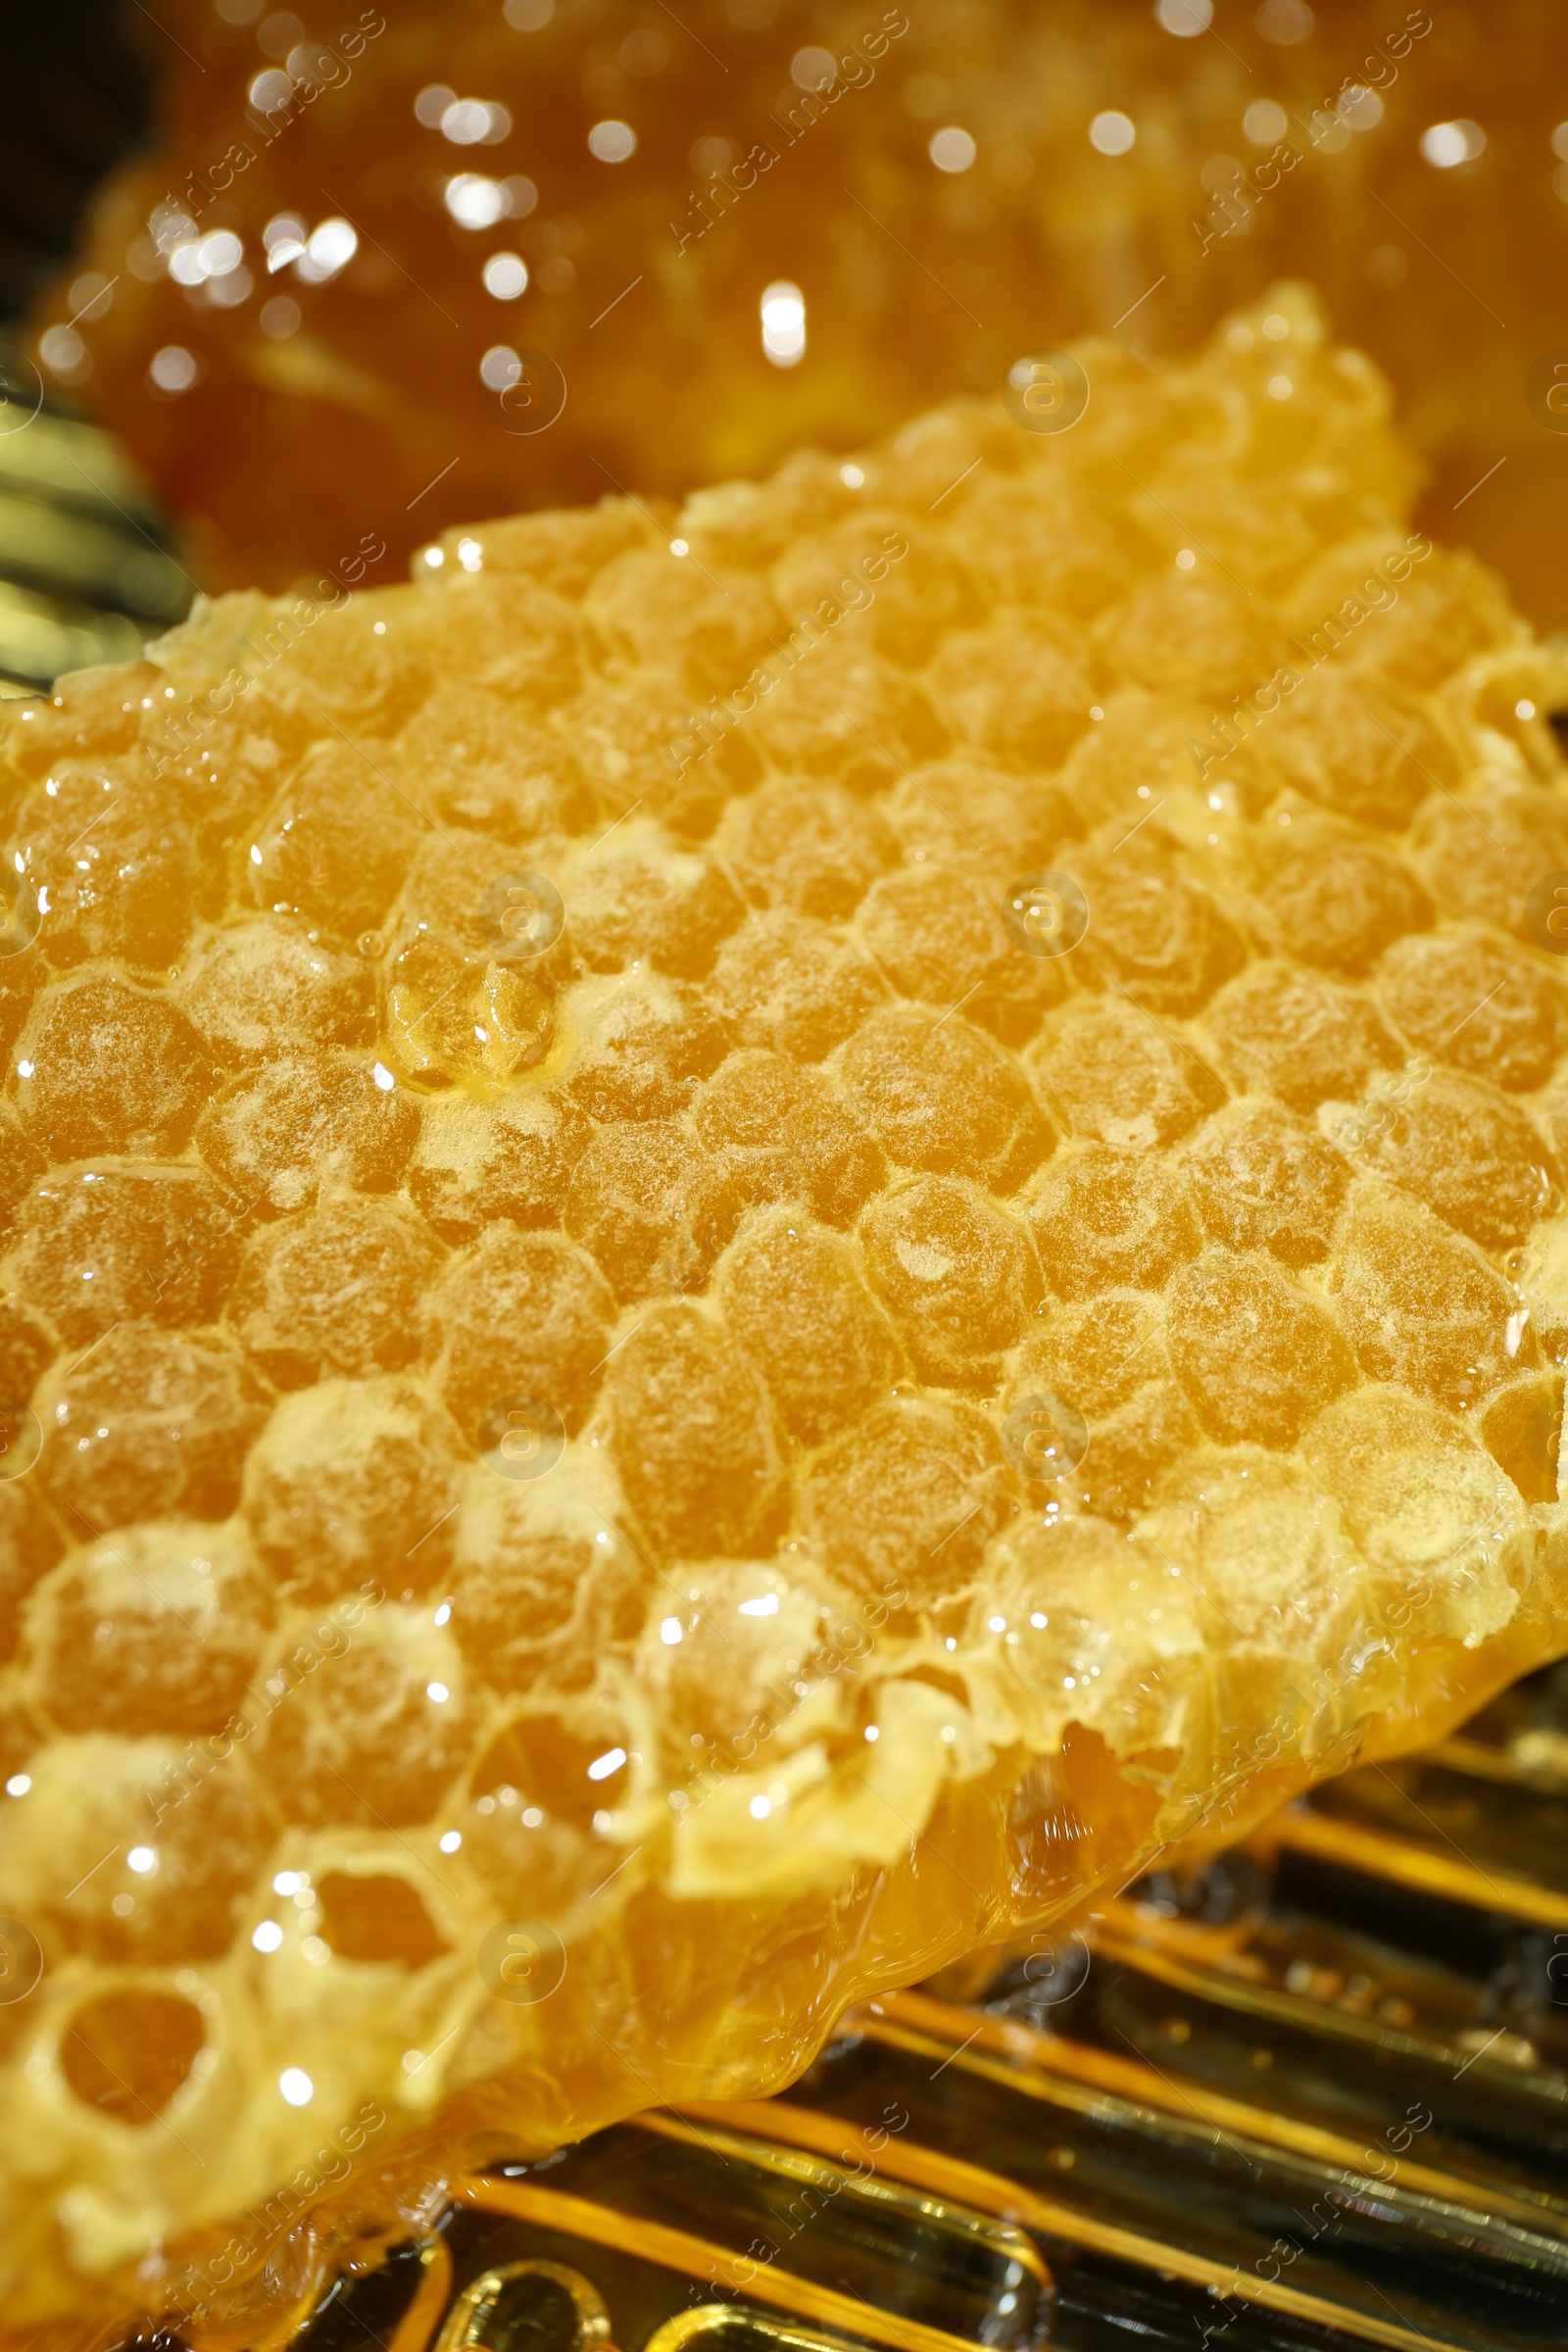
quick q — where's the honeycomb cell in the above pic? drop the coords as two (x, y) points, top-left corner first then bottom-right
(1028, 996), (1226, 1151)
(1479, 1370), (1565, 1505)
(955, 475), (1147, 619)
(1376, 928), (1568, 1093)
(25, 1521), (275, 1738)
(12, 759), (200, 971)
(253, 1606), (472, 1829)
(1326, 1181), (1535, 1411)
(564, 972), (729, 1123)
(1010, 1299), (1197, 1524)
(1290, 540), (1515, 694)
(1355, 1069), (1553, 1251)
(249, 741), (418, 940)
(404, 577), (587, 710)
(802, 1398), (1013, 1613)
(1101, 571), (1291, 705)
(564, 669), (760, 844)
(3, 1733), (272, 1964)
(256, 594), (434, 743)
(563, 1121), (745, 1302)
(643, 1557), (838, 1767)
(858, 863), (1066, 1047)
(404, 1088), (591, 1243)
(691, 1051), (886, 1226)
(1263, 669), (1456, 831)
(715, 1211), (902, 1446)
(1056, 695), (1208, 833)
(566, 838), (744, 980)
(1027, 1144), (1201, 1300)
(838, 1006), (1052, 1193)
(14, 977), (209, 1160)
(314, 1870), (449, 1967)
(1074, 841), (1247, 1017)
(603, 1302), (786, 1563)
(771, 516), (972, 669)
(196, 1051), (421, 1210)
(1256, 826), (1431, 975)
(4, 662), (156, 782)
(241, 1376), (466, 1604)
(60, 1988), (207, 2125)
(1412, 786), (1568, 933)
(227, 1198), (443, 1387)
(35, 1324), (270, 1532)
(748, 642), (948, 788)
(1182, 1099), (1350, 1266)
(447, 1451), (639, 1696)
(929, 618), (1093, 770)
(424, 1227), (614, 1444)
(0, 1485), (61, 1663)
(7, 1164), (244, 1345)
(860, 1177), (1041, 1390)
(387, 821), (569, 967)
(716, 775), (898, 920)
(585, 547), (780, 693)
(1166, 1252), (1357, 1448)
(1017, 1293), (1168, 1420)
(882, 757), (1081, 878)
(400, 690), (588, 843)
(711, 911), (887, 1062)
(458, 1762), (604, 1920)
(1300, 1384), (1527, 1586)
(383, 928), (554, 1094)
(1202, 962), (1402, 1111)
(176, 917), (374, 1064)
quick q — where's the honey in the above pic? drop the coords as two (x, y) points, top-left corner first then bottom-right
(0, 289), (1566, 2339)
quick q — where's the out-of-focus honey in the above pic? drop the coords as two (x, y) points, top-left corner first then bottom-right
(24, 0), (1568, 628)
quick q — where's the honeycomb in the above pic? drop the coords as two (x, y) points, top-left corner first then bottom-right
(4, 287), (1568, 2340)
(27, 0), (1568, 630)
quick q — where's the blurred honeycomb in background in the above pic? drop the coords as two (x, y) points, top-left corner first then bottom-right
(16, 0), (1568, 630)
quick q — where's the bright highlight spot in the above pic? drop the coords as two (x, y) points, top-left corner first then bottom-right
(929, 125), (976, 172)
(588, 120), (637, 163)
(480, 343), (521, 390)
(1243, 100), (1289, 147)
(446, 173), (508, 228)
(1089, 111), (1136, 156)
(149, 345), (199, 394)
(760, 279), (806, 368)
(126, 1846), (157, 1875)
(482, 251), (528, 299)
(1421, 120), (1486, 169)
(279, 2067), (314, 2106)
(1155, 0), (1212, 29)
(587, 1745), (627, 1781)
(660, 1616), (684, 1644)
(253, 1919), (284, 1952)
